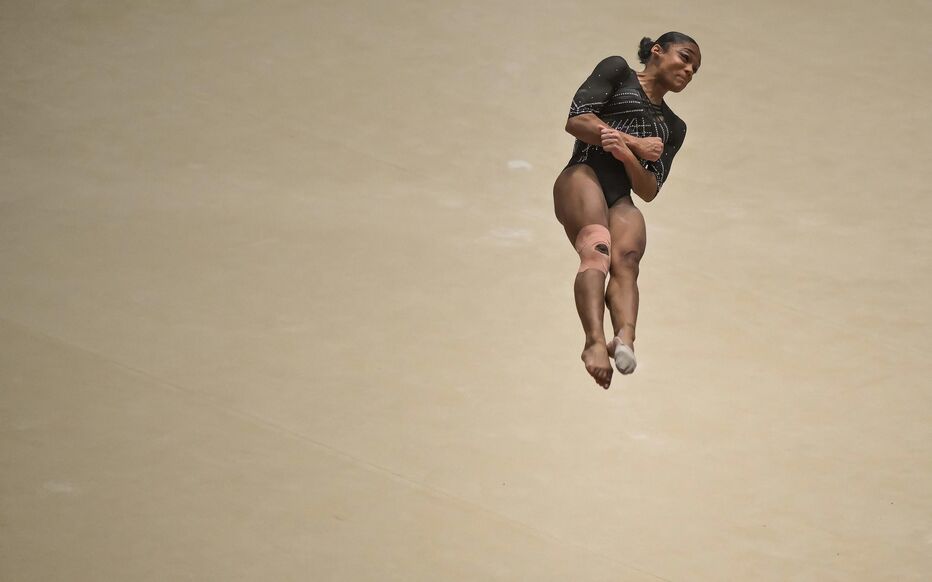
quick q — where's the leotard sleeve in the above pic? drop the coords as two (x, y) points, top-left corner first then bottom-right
(568, 56), (632, 118)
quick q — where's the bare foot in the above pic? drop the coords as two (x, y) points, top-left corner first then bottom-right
(581, 340), (613, 389)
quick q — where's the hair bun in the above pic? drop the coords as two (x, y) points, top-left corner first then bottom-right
(637, 37), (655, 64)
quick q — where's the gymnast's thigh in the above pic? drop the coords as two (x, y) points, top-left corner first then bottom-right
(553, 163), (610, 242)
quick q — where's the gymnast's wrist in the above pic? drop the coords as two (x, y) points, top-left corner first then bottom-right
(615, 145), (638, 164)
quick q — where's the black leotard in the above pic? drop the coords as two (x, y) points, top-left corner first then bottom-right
(566, 56), (687, 207)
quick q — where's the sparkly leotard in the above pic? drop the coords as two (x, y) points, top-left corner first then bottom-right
(566, 56), (687, 207)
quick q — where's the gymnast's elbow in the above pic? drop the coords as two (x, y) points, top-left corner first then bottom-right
(564, 117), (578, 135)
(564, 113), (593, 136)
(634, 187), (659, 203)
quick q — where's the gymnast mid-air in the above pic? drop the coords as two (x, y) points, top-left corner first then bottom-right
(553, 32), (701, 388)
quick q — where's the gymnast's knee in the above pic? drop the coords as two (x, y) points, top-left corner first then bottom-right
(574, 224), (611, 275)
(610, 248), (642, 277)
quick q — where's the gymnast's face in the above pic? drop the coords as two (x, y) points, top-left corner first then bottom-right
(654, 42), (701, 92)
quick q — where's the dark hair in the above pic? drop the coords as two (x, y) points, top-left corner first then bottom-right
(638, 32), (698, 64)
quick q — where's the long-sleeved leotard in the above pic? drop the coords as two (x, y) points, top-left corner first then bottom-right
(566, 55), (687, 207)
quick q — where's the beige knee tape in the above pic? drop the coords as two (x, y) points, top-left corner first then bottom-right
(574, 224), (611, 274)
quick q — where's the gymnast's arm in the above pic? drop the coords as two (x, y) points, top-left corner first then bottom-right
(619, 153), (660, 202)
(565, 114), (663, 162)
(598, 127), (660, 202)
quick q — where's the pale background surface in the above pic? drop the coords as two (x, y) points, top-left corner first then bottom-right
(2, 1), (930, 580)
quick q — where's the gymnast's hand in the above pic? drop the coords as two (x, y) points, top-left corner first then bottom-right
(628, 136), (663, 162)
(599, 127), (634, 162)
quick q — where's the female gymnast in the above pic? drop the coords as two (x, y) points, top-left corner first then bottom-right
(553, 32), (701, 389)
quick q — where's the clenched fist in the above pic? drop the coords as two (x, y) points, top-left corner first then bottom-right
(628, 136), (663, 162)
(599, 127), (632, 162)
